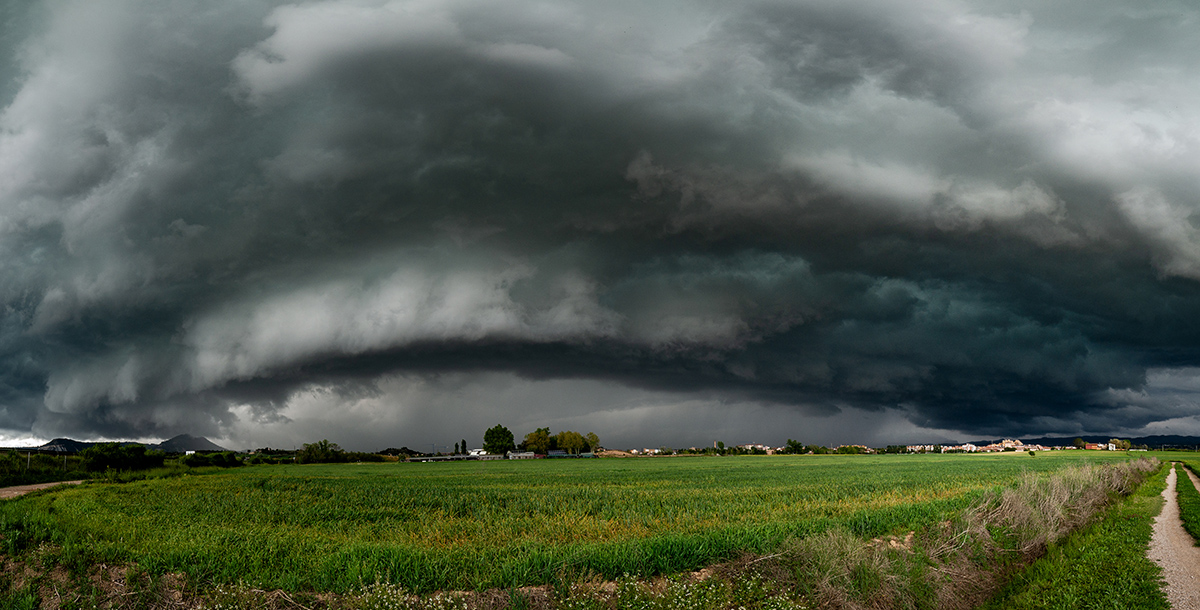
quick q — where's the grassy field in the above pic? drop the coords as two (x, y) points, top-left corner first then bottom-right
(1175, 460), (1200, 544)
(0, 451), (1143, 595)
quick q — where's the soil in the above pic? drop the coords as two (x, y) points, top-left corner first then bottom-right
(0, 480), (84, 500)
(1148, 463), (1200, 610)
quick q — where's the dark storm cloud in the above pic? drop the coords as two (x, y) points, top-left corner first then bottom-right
(2, 0), (1200, 444)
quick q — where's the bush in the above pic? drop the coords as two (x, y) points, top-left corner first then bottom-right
(0, 450), (88, 487)
(180, 452), (244, 468)
(79, 444), (165, 472)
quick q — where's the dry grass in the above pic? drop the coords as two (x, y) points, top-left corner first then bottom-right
(769, 457), (1160, 610)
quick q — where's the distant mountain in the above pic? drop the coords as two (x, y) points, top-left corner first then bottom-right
(27, 434), (226, 453)
(36, 438), (99, 453)
(151, 434), (225, 453)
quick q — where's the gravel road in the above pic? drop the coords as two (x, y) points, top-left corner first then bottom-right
(0, 479), (83, 500)
(1149, 464), (1200, 610)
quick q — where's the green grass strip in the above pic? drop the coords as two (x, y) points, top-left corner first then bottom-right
(979, 462), (1169, 610)
(1177, 462), (1200, 545)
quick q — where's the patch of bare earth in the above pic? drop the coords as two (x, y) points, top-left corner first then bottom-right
(2, 556), (202, 610)
(0, 480), (84, 500)
(1148, 464), (1200, 610)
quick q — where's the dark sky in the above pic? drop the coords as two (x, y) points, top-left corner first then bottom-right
(3, 0), (1200, 450)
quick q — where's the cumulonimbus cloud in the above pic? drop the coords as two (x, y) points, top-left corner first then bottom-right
(2, 0), (1200, 444)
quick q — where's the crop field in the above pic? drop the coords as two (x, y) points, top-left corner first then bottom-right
(0, 451), (1146, 594)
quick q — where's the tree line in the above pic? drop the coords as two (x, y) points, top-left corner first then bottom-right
(481, 425), (600, 455)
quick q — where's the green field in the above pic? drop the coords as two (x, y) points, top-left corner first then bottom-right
(1174, 460), (1200, 544)
(0, 451), (1144, 594)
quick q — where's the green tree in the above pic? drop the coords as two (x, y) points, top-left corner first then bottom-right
(296, 439), (346, 464)
(453, 442), (460, 455)
(483, 425), (516, 455)
(585, 432), (600, 452)
(522, 427), (552, 454)
(1073, 437), (1086, 449)
(784, 439), (804, 454)
(555, 430), (586, 454)
(461, 438), (468, 454)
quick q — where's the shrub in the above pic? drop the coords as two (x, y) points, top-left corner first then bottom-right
(180, 452), (244, 468)
(79, 443), (165, 472)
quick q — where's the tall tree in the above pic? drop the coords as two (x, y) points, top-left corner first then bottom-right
(555, 430), (586, 454)
(296, 439), (346, 464)
(585, 432), (600, 452)
(461, 438), (468, 454)
(483, 425), (516, 455)
(522, 427), (552, 453)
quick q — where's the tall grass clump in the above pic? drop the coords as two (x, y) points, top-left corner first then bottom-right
(979, 458), (1169, 610)
(774, 457), (1160, 610)
(1175, 462), (1200, 544)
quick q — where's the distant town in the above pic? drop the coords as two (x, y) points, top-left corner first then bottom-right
(601, 436), (1150, 458)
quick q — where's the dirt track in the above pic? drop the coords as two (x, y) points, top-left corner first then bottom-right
(0, 479), (84, 500)
(1149, 464), (1200, 610)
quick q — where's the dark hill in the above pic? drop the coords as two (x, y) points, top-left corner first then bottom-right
(151, 434), (225, 453)
(36, 438), (96, 453)
(26, 434), (226, 453)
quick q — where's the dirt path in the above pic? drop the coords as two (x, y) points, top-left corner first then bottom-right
(0, 479), (84, 500)
(1149, 464), (1200, 609)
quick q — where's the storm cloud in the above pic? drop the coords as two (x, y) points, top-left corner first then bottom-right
(2, 0), (1200, 449)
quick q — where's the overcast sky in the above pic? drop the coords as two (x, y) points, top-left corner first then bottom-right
(3, 0), (1200, 450)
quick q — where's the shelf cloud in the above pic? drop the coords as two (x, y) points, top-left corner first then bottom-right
(3, 0), (1200, 448)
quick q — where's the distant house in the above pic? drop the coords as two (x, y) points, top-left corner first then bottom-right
(506, 451), (537, 459)
(940, 444), (978, 453)
(468, 448), (487, 456)
(1085, 443), (1102, 450)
